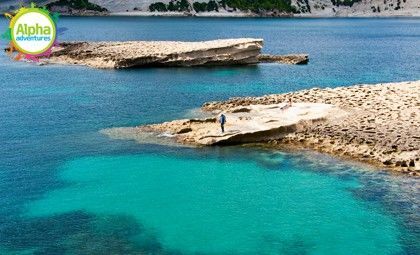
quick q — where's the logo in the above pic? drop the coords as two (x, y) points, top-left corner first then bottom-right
(2, 3), (61, 61)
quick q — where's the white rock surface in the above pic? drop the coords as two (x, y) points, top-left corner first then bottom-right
(102, 103), (339, 145)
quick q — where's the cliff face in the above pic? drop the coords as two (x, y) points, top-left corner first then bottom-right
(49, 39), (264, 68)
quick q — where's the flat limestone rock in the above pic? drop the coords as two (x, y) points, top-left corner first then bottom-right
(102, 103), (339, 146)
(49, 39), (264, 68)
(102, 80), (420, 175)
(203, 80), (420, 175)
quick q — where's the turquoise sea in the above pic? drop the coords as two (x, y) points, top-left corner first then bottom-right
(0, 17), (419, 254)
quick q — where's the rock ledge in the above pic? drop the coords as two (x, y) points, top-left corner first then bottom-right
(103, 80), (420, 175)
(46, 39), (308, 68)
(50, 39), (263, 68)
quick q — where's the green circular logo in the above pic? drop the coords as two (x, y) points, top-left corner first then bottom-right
(10, 8), (56, 55)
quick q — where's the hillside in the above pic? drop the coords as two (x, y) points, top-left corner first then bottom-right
(0, 0), (108, 15)
(291, 0), (419, 16)
(0, 0), (419, 16)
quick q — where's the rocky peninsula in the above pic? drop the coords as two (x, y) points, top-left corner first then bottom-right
(48, 39), (308, 68)
(102, 80), (420, 175)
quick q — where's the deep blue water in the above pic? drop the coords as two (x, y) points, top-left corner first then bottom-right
(0, 17), (419, 254)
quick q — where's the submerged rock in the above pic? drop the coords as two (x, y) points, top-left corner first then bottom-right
(258, 54), (309, 65)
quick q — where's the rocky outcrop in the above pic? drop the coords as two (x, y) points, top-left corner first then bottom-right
(113, 103), (337, 145)
(46, 39), (310, 68)
(258, 54), (309, 65)
(103, 80), (420, 175)
(49, 39), (264, 68)
(203, 80), (420, 175)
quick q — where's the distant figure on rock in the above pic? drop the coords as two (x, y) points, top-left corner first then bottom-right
(218, 113), (226, 133)
(280, 98), (293, 111)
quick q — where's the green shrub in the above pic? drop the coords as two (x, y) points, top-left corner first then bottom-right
(46, 0), (108, 12)
(149, 2), (168, 12)
(177, 0), (191, 11)
(150, 0), (295, 13)
(220, 0), (295, 12)
(331, 0), (361, 7)
(167, 1), (177, 11)
(207, 0), (219, 11)
(193, 2), (208, 12)
(151, 0), (192, 12)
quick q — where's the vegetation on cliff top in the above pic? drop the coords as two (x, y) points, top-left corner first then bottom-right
(221, 0), (295, 13)
(150, 0), (192, 12)
(46, 0), (108, 12)
(331, 0), (362, 7)
(149, 0), (296, 14)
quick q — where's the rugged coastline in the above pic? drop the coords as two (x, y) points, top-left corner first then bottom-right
(103, 80), (420, 175)
(46, 39), (308, 68)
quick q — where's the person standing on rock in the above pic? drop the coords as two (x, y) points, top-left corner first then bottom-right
(280, 98), (293, 111)
(218, 113), (226, 133)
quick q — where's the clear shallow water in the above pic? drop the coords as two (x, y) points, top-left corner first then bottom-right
(25, 152), (406, 255)
(0, 17), (419, 254)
